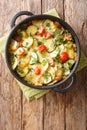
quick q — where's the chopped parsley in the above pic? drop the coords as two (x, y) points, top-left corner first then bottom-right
(18, 33), (23, 40)
(17, 68), (24, 74)
(59, 38), (67, 44)
(46, 23), (50, 27)
(20, 24), (27, 30)
(38, 41), (42, 45)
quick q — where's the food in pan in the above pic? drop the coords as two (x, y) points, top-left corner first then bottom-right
(9, 19), (77, 86)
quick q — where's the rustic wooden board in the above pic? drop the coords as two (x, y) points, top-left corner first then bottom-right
(0, 1), (22, 130)
(0, 0), (87, 130)
(64, 0), (87, 130)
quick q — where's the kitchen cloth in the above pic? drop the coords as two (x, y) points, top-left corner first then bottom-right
(0, 9), (87, 101)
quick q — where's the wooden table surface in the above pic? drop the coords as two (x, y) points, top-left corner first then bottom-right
(0, 0), (87, 130)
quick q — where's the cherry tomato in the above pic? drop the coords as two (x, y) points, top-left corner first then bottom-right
(53, 21), (61, 29)
(55, 77), (62, 81)
(38, 44), (47, 52)
(44, 32), (52, 38)
(53, 21), (58, 25)
(37, 26), (45, 35)
(59, 52), (69, 63)
(57, 24), (62, 29)
(14, 36), (21, 42)
(35, 67), (41, 75)
(16, 47), (25, 56)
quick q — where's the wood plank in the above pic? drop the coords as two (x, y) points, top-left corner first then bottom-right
(21, 1), (44, 130)
(42, 1), (66, 130)
(43, 91), (66, 130)
(42, 0), (64, 18)
(64, 0), (87, 130)
(0, 0), (23, 130)
(20, 0), (41, 14)
(0, 58), (22, 130)
(65, 71), (87, 130)
(22, 97), (43, 130)
(0, 0), (23, 37)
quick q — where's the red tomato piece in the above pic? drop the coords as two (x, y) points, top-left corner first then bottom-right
(38, 44), (47, 52)
(35, 67), (41, 75)
(53, 21), (58, 25)
(37, 26), (45, 35)
(44, 32), (52, 38)
(55, 77), (62, 81)
(14, 36), (21, 42)
(54, 21), (62, 29)
(16, 47), (25, 56)
(59, 52), (69, 63)
(57, 24), (62, 29)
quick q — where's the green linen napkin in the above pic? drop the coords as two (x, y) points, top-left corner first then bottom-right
(0, 9), (87, 101)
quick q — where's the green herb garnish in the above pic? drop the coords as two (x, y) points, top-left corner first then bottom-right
(18, 33), (23, 40)
(59, 38), (67, 44)
(38, 41), (42, 45)
(46, 23), (50, 27)
(20, 24), (27, 30)
(54, 56), (60, 62)
(17, 68), (24, 74)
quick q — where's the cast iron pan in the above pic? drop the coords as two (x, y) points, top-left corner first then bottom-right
(5, 11), (80, 92)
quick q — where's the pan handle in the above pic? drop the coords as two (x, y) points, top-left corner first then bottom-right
(53, 73), (76, 93)
(11, 11), (34, 28)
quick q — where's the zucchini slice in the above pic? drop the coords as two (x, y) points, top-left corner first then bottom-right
(20, 31), (28, 39)
(43, 19), (54, 29)
(64, 42), (73, 49)
(43, 72), (52, 84)
(63, 59), (75, 69)
(48, 67), (55, 80)
(50, 47), (60, 58)
(68, 59), (75, 68)
(30, 52), (38, 65)
(67, 49), (75, 59)
(59, 44), (65, 52)
(45, 39), (56, 52)
(41, 58), (49, 71)
(24, 71), (34, 84)
(17, 66), (28, 77)
(22, 37), (33, 48)
(43, 19), (56, 32)
(31, 39), (38, 49)
(34, 35), (45, 44)
(54, 63), (62, 72)
(27, 25), (37, 35)
(10, 39), (19, 51)
(19, 55), (30, 68)
(56, 69), (63, 78)
(43, 19), (53, 27)
(11, 56), (19, 70)
(32, 20), (44, 27)
(63, 62), (69, 69)
(63, 69), (70, 76)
